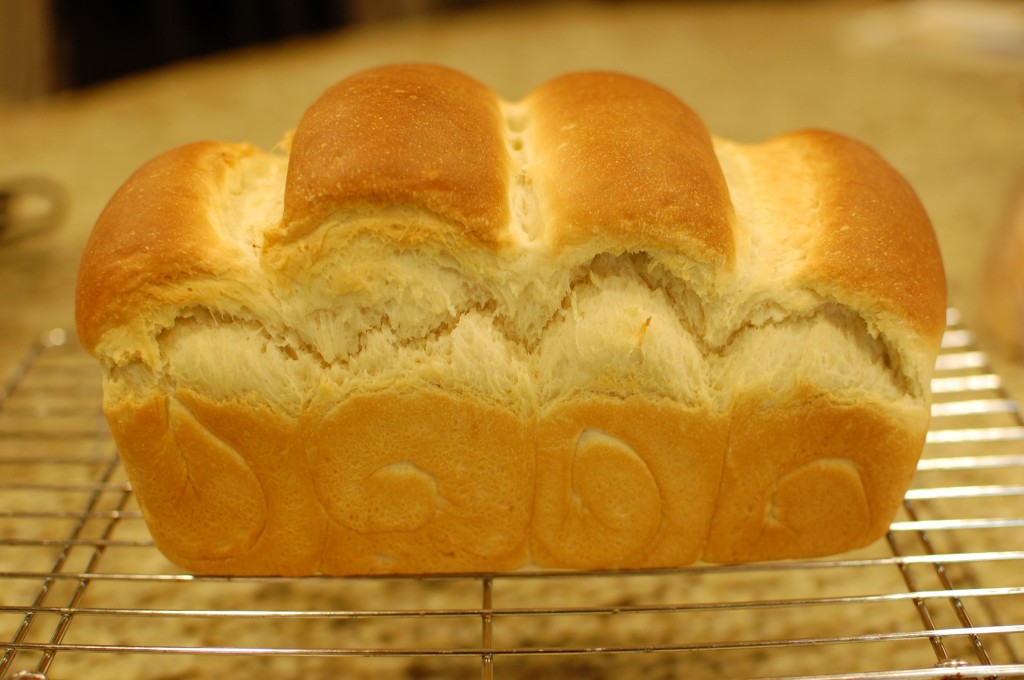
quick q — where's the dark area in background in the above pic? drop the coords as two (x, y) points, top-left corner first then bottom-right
(52, 0), (345, 89)
(50, 0), (487, 90)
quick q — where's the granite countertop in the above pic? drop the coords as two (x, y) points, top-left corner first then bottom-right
(1, 1), (1022, 678)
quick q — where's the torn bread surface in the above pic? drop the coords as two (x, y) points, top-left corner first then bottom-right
(76, 65), (945, 575)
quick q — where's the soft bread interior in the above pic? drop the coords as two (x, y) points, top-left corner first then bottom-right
(81, 66), (944, 574)
(95, 141), (925, 573)
(100, 143), (921, 417)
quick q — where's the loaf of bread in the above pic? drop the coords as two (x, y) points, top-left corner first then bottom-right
(75, 64), (946, 576)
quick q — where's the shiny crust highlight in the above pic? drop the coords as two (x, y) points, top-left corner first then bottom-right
(76, 64), (946, 575)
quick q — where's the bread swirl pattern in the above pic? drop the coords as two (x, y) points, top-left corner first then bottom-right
(76, 64), (946, 575)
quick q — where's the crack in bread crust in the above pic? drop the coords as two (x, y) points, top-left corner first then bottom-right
(77, 65), (946, 575)
(102, 264), (915, 418)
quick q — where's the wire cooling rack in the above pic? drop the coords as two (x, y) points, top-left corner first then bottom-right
(1, 310), (1022, 680)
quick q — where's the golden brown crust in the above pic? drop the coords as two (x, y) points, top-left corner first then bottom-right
(704, 389), (925, 563)
(75, 65), (947, 576)
(307, 392), (533, 574)
(729, 130), (947, 343)
(107, 389), (328, 576)
(270, 64), (512, 250)
(527, 71), (735, 264)
(801, 130), (946, 343)
(532, 398), (728, 570)
(75, 141), (259, 354)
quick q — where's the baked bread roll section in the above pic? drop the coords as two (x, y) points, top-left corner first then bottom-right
(75, 64), (946, 575)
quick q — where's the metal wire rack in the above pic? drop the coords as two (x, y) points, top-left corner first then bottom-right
(1, 309), (1022, 680)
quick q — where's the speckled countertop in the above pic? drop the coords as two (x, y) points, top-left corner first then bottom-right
(1, 1), (1023, 678)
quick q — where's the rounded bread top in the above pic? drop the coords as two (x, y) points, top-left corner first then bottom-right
(270, 64), (513, 249)
(75, 64), (946, 359)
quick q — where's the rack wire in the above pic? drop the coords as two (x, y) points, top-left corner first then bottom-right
(0, 309), (1022, 679)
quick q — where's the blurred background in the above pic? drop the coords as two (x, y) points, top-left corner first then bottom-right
(2, 0), (529, 101)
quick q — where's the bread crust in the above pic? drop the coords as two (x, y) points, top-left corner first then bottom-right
(704, 389), (925, 562)
(308, 392), (533, 574)
(735, 130), (946, 342)
(271, 64), (512, 249)
(532, 398), (728, 570)
(75, 142), (262, 355)
(76, 65), (946, 575)
(526, 71), (735, 264)
(107, 389), (327, 576)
